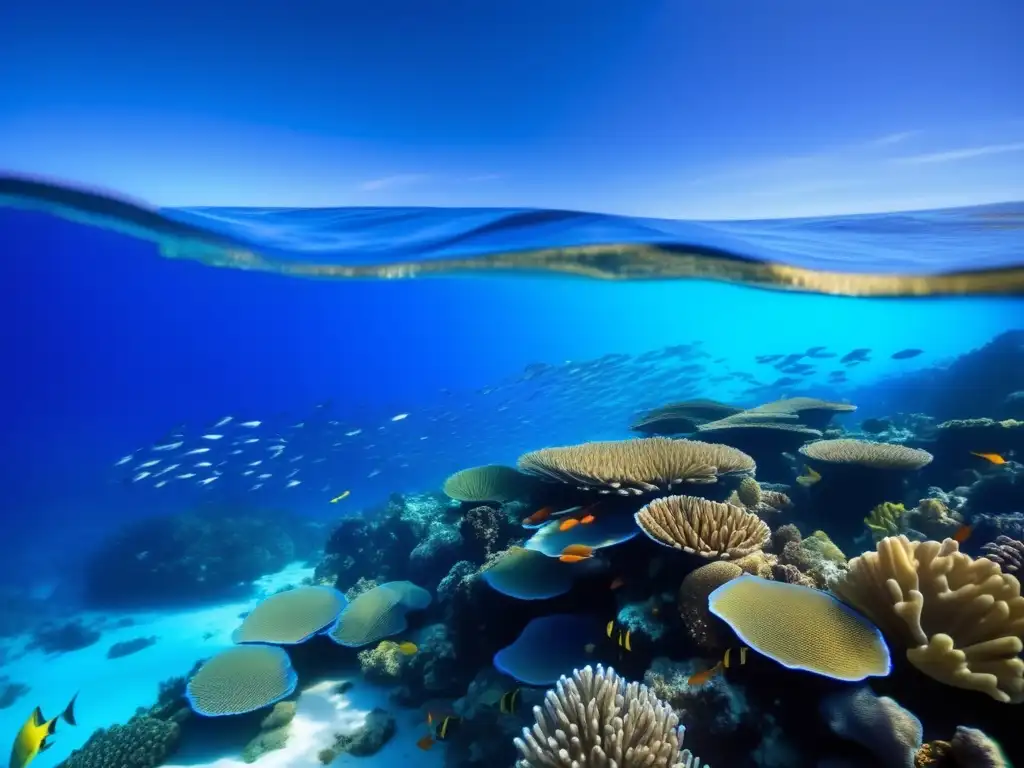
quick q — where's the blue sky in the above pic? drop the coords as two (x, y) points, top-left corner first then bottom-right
(1, 1), (1022, 218)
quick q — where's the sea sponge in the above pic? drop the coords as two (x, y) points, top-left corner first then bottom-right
(186, 645), (298, 716)
(57, 714), (180, 768)
(820, 686), (922, 768)
(678, 560), (744, 649)
(865, 502), (907, 542)
(517, 437), (755, 495)
(513, 664), (701, 767)
(328, 580), (432, 647)
(233, 586), (347, 645)
(799, 438), (933, 471)
(635, 495), (770, 559)
(358, 641), (408, 683)
(832, 535), (1024, 703)
(443, 464), (531, 502)
(708, 574), (891, 681)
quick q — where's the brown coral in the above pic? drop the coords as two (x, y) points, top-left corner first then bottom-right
(744, 396), (857, 430)
(832, 535), (1024, 703)
(635, 495), (770, 559)
(442, 465), (532, 502)
(631, 399), (742, 434)
(517, 437), (755, 495)
(799, 439), (933, 471)
(678, 560), (744, 648)
(736, 477), (762, 507)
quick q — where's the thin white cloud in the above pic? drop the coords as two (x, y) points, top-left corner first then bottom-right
(894, 142), (1024, 165)
(869, 130), (921, 146)
(359, 173), (430, 191)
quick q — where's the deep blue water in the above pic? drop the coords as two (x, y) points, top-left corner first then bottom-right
(1, 177), (1023, 584)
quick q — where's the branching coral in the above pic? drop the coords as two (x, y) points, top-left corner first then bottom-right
(635, 495), (770, 559)
(357, 641), (409, 683)
(981, 536), (1024, 575)
(513, 664), (702, 767)
(865, 502), (907, 542)
(517, 437), (755, 495)
(832, 535), (1024, 703)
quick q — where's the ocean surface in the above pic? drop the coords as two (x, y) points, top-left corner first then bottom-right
(1, 175), (1024, 768)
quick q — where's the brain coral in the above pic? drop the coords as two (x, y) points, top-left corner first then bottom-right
(513, 664), (701, 767)
(328, 580), (432, 647)
(517, 437), (755, 495)
(443, 465), (532, 503)
(832, 535), (1024, 703)
(233, 586), (347, 645)
(186, 645), (297, 716)
(708, 574), (891, 681)
(678, 560), (744, 649)
(635, 495), (770, 559)
(57, 715), (180, 768)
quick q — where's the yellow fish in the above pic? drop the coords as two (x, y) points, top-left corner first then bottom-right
(796, 465), (821, 487)
(9, 694), (77, 768)
(396, 641), (418, 655)
(499, 688), (521, 714)
(330, 490), (351, 503)
(606, 620), (631, 652)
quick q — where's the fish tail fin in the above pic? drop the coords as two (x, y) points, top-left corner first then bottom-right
(61, 692), (79, 726)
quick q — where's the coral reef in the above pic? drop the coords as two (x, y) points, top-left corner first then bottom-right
(833, 535), (1024, 702)
(82, 509), (310, 607)
(865, 501), (907, 541)
(317, 708), (395, 761)
(240, 701), (295, 763)
(635, 495), (770, 559)
(56, 716), (180, 768)
(357, 640), (410, 683)
(981, 535), (1024, 575)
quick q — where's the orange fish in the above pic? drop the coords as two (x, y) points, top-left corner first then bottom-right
(610, 577), (625, 590)
(687, 662), (722, 687)
(580, 514), (596, 524)
(561, 544), (593, 559)
(416, 735), (434, 751)
(559, 518), (581, 532)
(971, 452), (1007, 465)
(952, 524), (973, 544)
(522, 506), (553, 526)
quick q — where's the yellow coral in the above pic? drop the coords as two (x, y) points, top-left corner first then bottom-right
(357, 640), (406, 681)
(803, 530), (847, 564)
(917, 498), (948, 522)
(833, 535), (1024, 703)
(864, 502), (906, 542)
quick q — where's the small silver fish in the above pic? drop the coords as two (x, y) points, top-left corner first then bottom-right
(286, 479), (301, 488)
(243, 438), (259, 444)
(154, 480), (168, 488)
(286, 469), (299, 478)
(289, 455), (304, 462)
(250, 483), (264, 490)
(230, 449), (243, 455)
(183, 447), (210, 455)
(242, 470), (254, 476)
(132, 471), (151, 482)
(257, 473), (272, 479)
(213, 416), (233, 428)
(153, 441), (184, 451)
(345, 430), (362, 437)
(154, 463), (180, 477)
(195, 461), (213, 467)
(198, 476), (219, 486)
(368, 470), (381, 478)
(240, 420), (262, 428)
(115, 454), (134, 466)
(136, 459), (161, 469)
(391, 413), (409, 422)
(201, 434), (224, 440)
(248, 460), (262, 467)
(176, 473), (196, 479)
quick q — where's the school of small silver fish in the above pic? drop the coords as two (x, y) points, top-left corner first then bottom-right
(111, 342), (926, 496)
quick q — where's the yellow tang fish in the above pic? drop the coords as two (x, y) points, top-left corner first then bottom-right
(396, 641), (418, 655)
(796, 465), (821, 487)
(9, 693), (77, 768)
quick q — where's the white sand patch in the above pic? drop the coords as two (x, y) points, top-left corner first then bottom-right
(252, 563), (317, 598)
(0, 562), (317, 768)
(165, 678), (445, 768)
